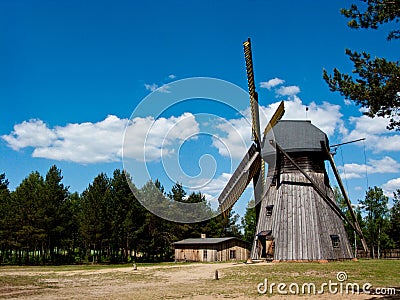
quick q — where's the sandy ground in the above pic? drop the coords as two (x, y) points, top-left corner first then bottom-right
(0, 262), (397, 300)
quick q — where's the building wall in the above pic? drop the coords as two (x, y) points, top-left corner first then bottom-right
(217, 240), (250, 261)
(174, 240), (249, 262)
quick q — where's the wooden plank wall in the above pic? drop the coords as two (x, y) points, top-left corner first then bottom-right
(174, 240), (249, 262)
(252, 169), (353, 261)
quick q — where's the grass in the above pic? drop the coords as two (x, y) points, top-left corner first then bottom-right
(218, 259), (400, 297)
(0, 259), (399, 299)
(0, 261), (183, 272)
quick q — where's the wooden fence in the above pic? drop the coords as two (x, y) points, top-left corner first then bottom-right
(356, 249), (400, 259)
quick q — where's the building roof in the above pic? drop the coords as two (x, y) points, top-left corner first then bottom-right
(262, 120), (329, 158)
(173, 237), (238, 245)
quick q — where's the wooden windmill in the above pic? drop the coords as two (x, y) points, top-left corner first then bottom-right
(218, 38), (368, 261)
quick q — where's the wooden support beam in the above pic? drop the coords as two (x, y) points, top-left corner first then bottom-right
(321, 141), (369, 253)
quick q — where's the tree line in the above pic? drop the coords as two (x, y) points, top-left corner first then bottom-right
(0, 166), (399, 265)
(0, 166), (241, 265)
(328, 186), (400, 258)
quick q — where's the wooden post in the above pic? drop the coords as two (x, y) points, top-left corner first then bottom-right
(214, 269), (219, 280)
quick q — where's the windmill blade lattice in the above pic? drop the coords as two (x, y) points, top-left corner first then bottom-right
(218, 144), (261, 217)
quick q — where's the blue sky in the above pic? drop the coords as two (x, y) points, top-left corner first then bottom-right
(1, 0), (399, 218)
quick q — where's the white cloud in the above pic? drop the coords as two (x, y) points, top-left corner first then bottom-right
(124, 112), (200, 162)
(276, 85), (300, 96)
(348, 115), (389, 136)
(2, 113), (200, 164)
(168, 74), (176, 79)
(260, 78), (285, 90)
(210, 97), (345, 160)
(344, 99), (352, 106)
(260, 77), (299, 97)
(3, 115), (127, 164)
(382, 178), (400, 197)
(344, 114), (400, 153)
(192, 172), (232, 196)
(339, 156), (400, 179)
(157, 84), (171, 93)
(144, 83), (158, 92)
(188, 172), (253, 210)
(144, 83), (171, 93)
(279, 97), (344, 136)
(2, 119), (57, 150)
(211, 116), (251, 159)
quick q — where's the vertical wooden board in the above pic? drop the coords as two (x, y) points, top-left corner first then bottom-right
(299, 173), (311, 260)
(292, 176), (303, 260)
(264, 189), (275, 233)
(300, 180), (307, 260)
(299, 175), (307, 260)
(279, 176), (288, 260)
(295, 174), (302, 260)
(314, 187), (331, 259)
(288, 174), (295, 260)
(303, 186), (312, 260)
(274, 184), (283, 260)
(273, 186), (282, 260)
(309, 187), (321, 260)
(291, 173), (297, 259)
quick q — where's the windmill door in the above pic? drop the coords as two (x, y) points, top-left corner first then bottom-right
(256, 230), (273, 258)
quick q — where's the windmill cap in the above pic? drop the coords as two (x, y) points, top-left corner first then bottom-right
(261, 120), (329, 159)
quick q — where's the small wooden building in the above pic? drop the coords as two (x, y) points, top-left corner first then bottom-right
(173, 235), (249, 262)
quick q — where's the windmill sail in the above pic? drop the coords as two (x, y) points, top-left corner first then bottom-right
(243, 38), (265, 214)
(243, 38), (261, 144)
(218, 143), (261, 217)
(263, 101), (285, 139)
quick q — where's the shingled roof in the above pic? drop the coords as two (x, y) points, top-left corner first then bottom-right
(262, 120), (329, 158)
(173, 237), (237, 245)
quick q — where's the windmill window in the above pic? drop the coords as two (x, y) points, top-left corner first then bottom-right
(266, 205), (274, 217)
(330, 235), (340, 248)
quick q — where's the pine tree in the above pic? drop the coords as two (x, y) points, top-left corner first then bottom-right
(79, 173), (112, 263)
(11, 172), (46, 264)
(0, 173), (11, 263)
(359, 186), (392, 258)
(390, 189), (400, 248)
(241, 200), (256, 244)
(323, 0), (400, 130)
(43, 165), (70, 263)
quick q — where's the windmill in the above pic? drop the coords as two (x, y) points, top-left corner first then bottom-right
(218, 38), (368, 261)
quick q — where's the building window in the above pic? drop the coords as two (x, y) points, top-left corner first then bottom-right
(330, 235), (340, 248)
(203, 250), (208, 260)
(229, 250), (236, 259)
(266, 205), (274, 217)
